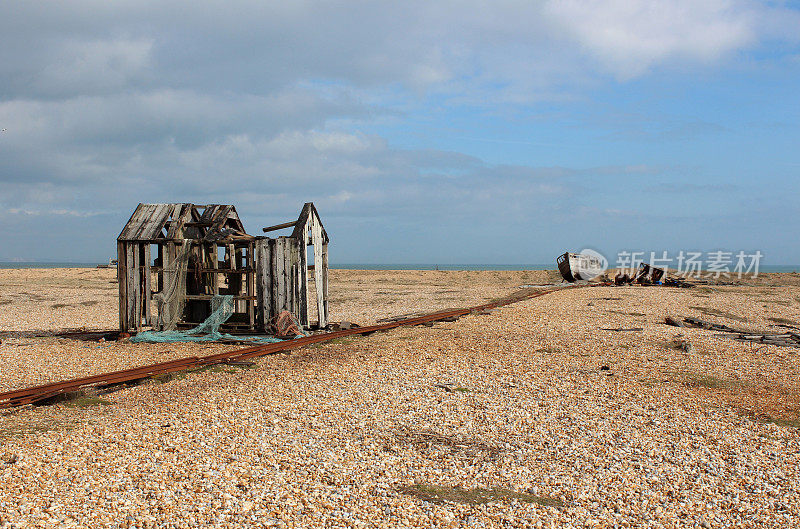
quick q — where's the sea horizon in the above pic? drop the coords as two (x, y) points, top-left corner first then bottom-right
(2, 261), (800, 273)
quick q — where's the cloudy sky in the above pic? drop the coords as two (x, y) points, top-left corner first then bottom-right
(1, 1), (799, 265)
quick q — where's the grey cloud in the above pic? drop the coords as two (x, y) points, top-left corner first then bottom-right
(5, 1), (791, 101)
(0, 1), (797, 262)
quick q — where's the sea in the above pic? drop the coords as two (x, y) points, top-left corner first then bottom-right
(2, 262), (799, 273)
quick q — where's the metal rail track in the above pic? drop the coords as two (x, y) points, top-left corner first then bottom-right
(0, 285), (581, 409)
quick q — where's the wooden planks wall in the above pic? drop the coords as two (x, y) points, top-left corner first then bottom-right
(255, 237), (306, 331)
(120, 233), (319, 334)
(118, 242), (148, 332)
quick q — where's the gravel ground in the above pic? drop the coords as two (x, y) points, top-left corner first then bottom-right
(0, 268), (562, 333)
(1, 270), (799, 527)
(0, 268), (559, 392)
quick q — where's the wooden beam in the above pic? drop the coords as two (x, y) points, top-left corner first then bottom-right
(262, 220), (297, 233)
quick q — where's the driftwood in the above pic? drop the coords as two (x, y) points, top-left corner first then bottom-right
(683, 316), (739, 333)
(724, 332), (800, 348)
(664, 316), (685, 328)
(665, 316), (800, 348)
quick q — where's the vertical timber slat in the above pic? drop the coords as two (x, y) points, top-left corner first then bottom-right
(312, 219), (326, 327)
(211, 244), (219, 295)
(117, 242), (128, 332)
(268, 239), (276, 318)
(162, 242), (174, 331)
(127, 244), (137, 331)
(255, 239), (268, 330)
(247, 242), (255, 330)
(321, 242), (329, 325)
(298, 238), (308, 328)
(144, 244), (152, 326)
(134, 244), (142, 331)
(275, 238), (286, 313)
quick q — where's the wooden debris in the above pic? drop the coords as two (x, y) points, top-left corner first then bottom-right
(664, 316), (685, 327)
(668, 316), (800, 348)
(683, 316), (739, 333)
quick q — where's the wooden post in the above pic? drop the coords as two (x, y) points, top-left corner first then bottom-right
(298, 242), (309, 328)
(255, 239), (269, 330)
(161, 241), (174, 331)
(322, 241), (329, 325)
(312, 222), (326, 327)
(211, 243), (219, 296)
(267, 238), (275, 319)
(131, 244), (141, 331)
(275, 238), (286, 312)
(117, 242), (128, 332)
(247, 242), (255, 330)
(144, 244), (152, 327)
(292, 241), (300, 317)
(157, 243), (163, 293)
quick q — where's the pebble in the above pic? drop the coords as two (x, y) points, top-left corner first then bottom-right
(0, 270), (798, 527)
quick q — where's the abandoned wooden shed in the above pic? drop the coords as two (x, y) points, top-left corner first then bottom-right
(117, 202), (329, 334)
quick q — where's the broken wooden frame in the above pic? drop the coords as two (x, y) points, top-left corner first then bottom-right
(117, 202), (329, 334)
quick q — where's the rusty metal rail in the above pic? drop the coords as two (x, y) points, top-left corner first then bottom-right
(0, 285), (581, 409)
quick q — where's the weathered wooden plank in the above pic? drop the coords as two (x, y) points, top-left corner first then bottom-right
(126, 245), (137, 331)
(275, 238), (286, 312)
(267, 239), (275, 318)
(291, 239), (301, 319)
(262, 220), (297, 233)
(132, 203), (171, 241)
(211, 244), (219, 295)
(118, 203), (175, 242)
(321, 242), (329, 325)
(143, 244), (152, 326)
(312, 219), (326, 327)
(298, 239), (309, 328)
(156, 243), (164, 293)
(166, 204), (190, 239)
(118, 204), (148, 240)
(134, 244), (143, 331)
(212, 205), (234, 233)
(117, 242), (127, 331)
(247, 242), (255, 330)
(254, 239), (269, 330)
(160, 242), (174, 331)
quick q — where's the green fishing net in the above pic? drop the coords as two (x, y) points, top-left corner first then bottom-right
(131, 295), (287, 344)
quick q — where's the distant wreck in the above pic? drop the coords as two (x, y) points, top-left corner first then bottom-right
(557, 252), (606, 282)
(557, 251), (696, 287)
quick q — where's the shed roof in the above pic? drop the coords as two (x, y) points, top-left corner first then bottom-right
(117, 203), (249, 242)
